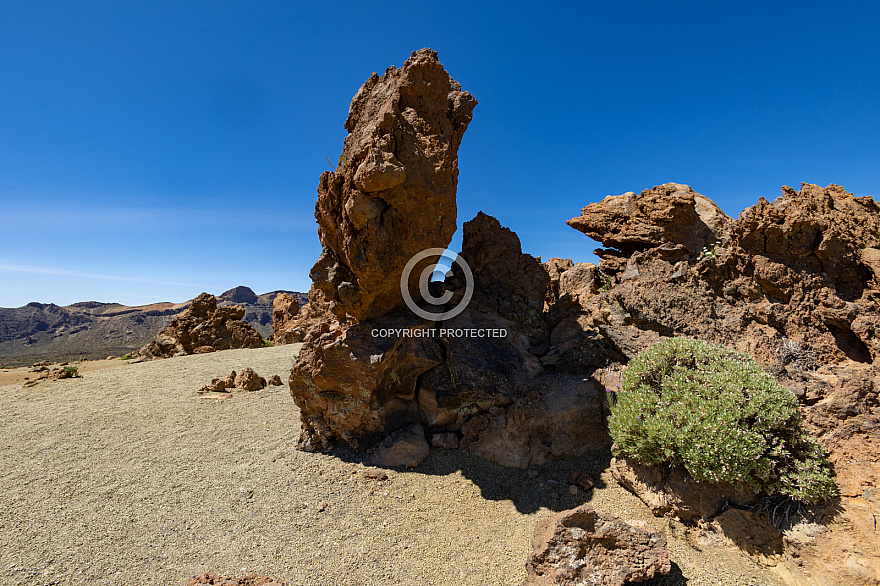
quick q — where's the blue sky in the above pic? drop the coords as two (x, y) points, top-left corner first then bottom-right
(1, 1), (879, 307)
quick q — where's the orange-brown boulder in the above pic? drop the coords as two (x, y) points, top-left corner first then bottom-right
(138, 293), (263, 359)
(235, 367), (266, 391)
(523, 504), (670, 586)
(271, 292), (302, 344)
(567, 182), (733, 273)
(309, 48), (477, 322)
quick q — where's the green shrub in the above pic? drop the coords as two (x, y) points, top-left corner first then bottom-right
(609, 337), (835, 504)
(598, 270), (612, 292)
(121, 353), (133, 360)
(263, 338), (274, 347)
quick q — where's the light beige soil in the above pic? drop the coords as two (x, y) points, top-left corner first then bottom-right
(0, 345), (783, 585)
(0, 357), (137, 387)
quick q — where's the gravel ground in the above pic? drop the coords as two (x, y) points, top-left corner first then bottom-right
(0, 345), (783, 585)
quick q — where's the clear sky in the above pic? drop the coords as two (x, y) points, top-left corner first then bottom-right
(2, 1), (879, 308)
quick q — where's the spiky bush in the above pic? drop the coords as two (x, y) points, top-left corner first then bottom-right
(609, 337), (835, 503)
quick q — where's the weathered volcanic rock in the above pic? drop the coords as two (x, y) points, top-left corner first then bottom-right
(460, 212), (551, 346)
(293, 206), (611, 466)
(780, 494), (880, 586)
(542, 258), (574, 306)
(523, 504), (671, 586)
(138, 293), (264, 359)
(291, 311), (442, 452)
(293, 205), (611, 466)
(310, 48), (477, 322)
(290, 49), (477, 454)
(197, 377), (229, 394)
(561, 183), (880, 366)
(567, 182), (733, 273)
(367, 422), (430, 468)
(560, 182), (880, 586)
(235, 367), (266, 391)
(272, 292), (302, 344)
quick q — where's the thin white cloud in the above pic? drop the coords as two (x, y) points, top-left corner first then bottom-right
(0, 263), (198, 287)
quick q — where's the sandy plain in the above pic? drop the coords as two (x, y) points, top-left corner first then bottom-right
(0, 345), (783, 585)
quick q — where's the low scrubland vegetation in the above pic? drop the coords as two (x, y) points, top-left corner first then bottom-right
(609, 337), (836, 504)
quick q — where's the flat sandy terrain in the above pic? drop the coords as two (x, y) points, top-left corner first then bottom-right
(0, 345), (782, 585)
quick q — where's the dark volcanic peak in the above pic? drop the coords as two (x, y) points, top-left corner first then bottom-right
(218, 285), (258, 305)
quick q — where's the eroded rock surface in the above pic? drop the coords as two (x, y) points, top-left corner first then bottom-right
(290, 50), (608, 467)
(561, 182), (880, 586)
(271, 292), (302, 344)
(523, 504), (671, 586)
(567, 183), (733, 272)
(235, 367), (266, 391)
(310, 48), (477, 322)
(198, 368), (270, 393)
(139, 293), (263, 359)
(289, 58), (878, 586)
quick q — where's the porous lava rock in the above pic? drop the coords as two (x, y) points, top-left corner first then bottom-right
(367, 422), (430, 468)
(271, 292), (302, 344)
(309, 48), (477, 322)
(289, 51), (611, 467)
(235, 367), (266, 391)
(460, 212), (551, 346)
(560, 182), (880, 586)
(291, 311), (442, 452)
(523, 504), (671, 586)
(197, 377), (229, 394)
(291, 209), (611, 466)
(542, 258), (574, 305)
(559, 183), (880, 367)
(567, 183), (733, 273)
(138, 293), (263, 359)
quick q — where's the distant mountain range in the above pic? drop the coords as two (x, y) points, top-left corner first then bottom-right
(0, 287), (308, 367)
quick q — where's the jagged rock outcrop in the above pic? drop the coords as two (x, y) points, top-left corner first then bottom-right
(291, 209), (611, 465)
(309, 48), (477, 323)
(139, 293), (263, 359)
(558, 183), (880, 367)
(289, 57), (878, 586)
(567, 183), (733, 273)
(559, 182), (880, 586)
(460, 212), (551, 346)
(523, 504), (671, 586)
(290, 49), (472, 452)
(289, 51), (612, 467)
(272, 292), (303, 344)
(542, 258), (574, 307)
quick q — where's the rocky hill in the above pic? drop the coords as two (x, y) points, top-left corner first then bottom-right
(0, 287), (306, 367)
